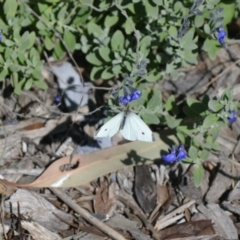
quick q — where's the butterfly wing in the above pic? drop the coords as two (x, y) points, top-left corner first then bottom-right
(120, 112), (154, 142)
(95, 112), (124, 138)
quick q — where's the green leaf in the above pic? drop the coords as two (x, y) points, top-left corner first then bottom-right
(147, 92), (162, 111)
(182, 51), (198, 65)
(183, 42), (198, 51)
(33, 80), (48, 90)
(98, 47), (111, 62)
(218, 1), (235, 25)
(4, 0), (18, 18)
(24, 79), (33, 90)
(212, 127), (219, 142)
(90, 66), (103, 80)
(208, 100), (223, 112)
(152, 0), (163, 5)
(111, 30), (124, 51)
(187, 98), (207, 114)
(202, 38), (219, 60)
(86, 52), (102, 66)
(192, 137), (200, 148)
(199, 149), (210, 160)
(204, 24), (211, 35)
(193, 163), (204, 188)
(194, 15), (204, 27)
(44, 36), (55, 50)
(101, 67), (114, 80)
(123, 17), (134, 34)
(211, 141), (220, 151)
(112, 64), (121, 74)
(189, 146), (198, 159)
(221, 87), (233, 101)
(53, 41), (65, 59)
(170, 70), (179, 81)
(177, 126), (194, 135)
(202, 114), (218, 128)
(87, 22), (103, 38)
(168, 26), (178, 39)
(145, 1), (158, 19)
(139, 36), (152, 57)
(4, 40), (15, 47)
(142, 113), (159, 125)
(177, 132), (185, 143)
(165, 115), (181, 129)
(104, 15), (119, 28)
(145, 71), (161, 82)
(57, 5), (67, 20)
(181, 28), (194, 48)
(63, 30), (76, 52)
(0, 70), (8, 81)
(164, 95), (178, 114)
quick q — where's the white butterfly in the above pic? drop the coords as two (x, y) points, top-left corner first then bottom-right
(95, 111), (154, 142)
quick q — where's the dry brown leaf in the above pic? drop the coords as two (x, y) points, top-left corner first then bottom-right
(0, 132), (177, 189)
(94, 180), (116, 217)
(159, 220), (215, 239)
(157, 185), (169, 206)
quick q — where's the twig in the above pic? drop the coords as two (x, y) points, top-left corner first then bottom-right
(50, 188), (126, 240)
(0, 126), (7, 166)
(201, 58), (240, 90)
(154, 200), (195, 231)
(117, 195), (161, 240)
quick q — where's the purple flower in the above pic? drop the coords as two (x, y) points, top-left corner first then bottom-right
(119, 94), (131, 105)
(54, 95), (61, 105)
(162, 145), (187, 163)
(119, 89), (142, 105)
(217, 26), (227, 46)
(228, 110), (237, 124)
(177, 145), (187, 161)
(130, 89), (141, 101)
(162, 147), (178, 163)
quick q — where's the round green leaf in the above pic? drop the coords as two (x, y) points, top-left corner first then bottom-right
(208, 100), (223, 112)
(111, 30), (124, 51)
(98, 47), (111, 62)
(189, 146), (198, 159)
(193, 163), (204, 188)
(203, 114), (218, 128)
(86, 52), (102, 66)
(63, 30), (76, 52)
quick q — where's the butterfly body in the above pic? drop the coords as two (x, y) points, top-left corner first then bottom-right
(95, 111), (154, 142)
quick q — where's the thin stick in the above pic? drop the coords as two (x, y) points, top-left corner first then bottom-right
(50, 188), (126, 240)
(117, 195), (160, 240)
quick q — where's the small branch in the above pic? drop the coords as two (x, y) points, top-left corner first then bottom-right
(117, 195), (161, 240)
(50, 188), (126, 240)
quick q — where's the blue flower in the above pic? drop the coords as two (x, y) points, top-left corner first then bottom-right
(228, 110), (237, 124)
(177, 145), (187, 161)
(54, 95), (61, 105)
(162, 147), (177, 163)
(119, 89), (142, 105)
(217, 26), (227, 46)
(162, 145), (187, 163)
(130, 89), (141, 101)
(119, 94), (131, 105)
